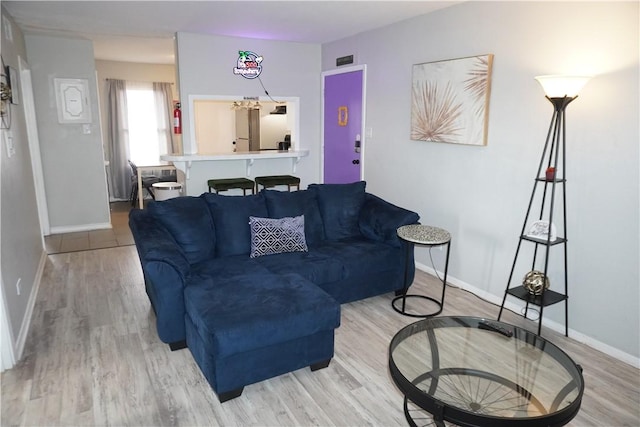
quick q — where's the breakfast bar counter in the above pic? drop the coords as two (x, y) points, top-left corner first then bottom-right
(161, 150), (310, 178)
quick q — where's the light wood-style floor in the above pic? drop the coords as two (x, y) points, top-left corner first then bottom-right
(2, 246), (639, 426)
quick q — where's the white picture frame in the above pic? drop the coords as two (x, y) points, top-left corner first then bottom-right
(54, 78), (92, 124)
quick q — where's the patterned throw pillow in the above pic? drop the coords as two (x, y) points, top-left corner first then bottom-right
(249, 215), (308, 258)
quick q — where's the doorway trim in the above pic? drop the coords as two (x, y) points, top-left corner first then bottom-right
(19, 56), (50, 237)
(320, 64), (367, 183)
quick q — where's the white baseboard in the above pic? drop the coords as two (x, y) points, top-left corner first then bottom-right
(415, 261), (640, 369)
(50, 222), (112, 234)
(14, 250), (47, 361)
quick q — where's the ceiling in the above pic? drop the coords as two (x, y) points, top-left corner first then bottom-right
(3, 1), (457, 64)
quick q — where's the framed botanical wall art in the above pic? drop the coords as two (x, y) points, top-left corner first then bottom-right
(411, 54), (493, 146)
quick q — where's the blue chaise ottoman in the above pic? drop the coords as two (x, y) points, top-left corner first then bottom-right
(184, 272), (341, 402)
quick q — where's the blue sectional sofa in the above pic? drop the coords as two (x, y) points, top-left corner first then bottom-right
(129, 181), (419, 401)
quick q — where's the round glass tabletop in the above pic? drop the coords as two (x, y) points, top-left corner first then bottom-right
(389, 316), (584, 427)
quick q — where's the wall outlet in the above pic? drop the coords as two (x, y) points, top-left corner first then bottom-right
(16, 278), (21, 295)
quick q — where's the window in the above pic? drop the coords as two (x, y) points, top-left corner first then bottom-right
(126, 81), (171, 166)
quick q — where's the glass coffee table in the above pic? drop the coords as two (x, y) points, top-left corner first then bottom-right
(389, 316), (584, 427)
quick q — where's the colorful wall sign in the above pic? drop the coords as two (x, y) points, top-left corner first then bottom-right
(233, 51), (263, 79)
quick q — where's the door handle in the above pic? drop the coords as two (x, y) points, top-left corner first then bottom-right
(352, 159), (360, 165)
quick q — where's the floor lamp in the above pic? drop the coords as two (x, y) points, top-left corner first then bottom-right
(534, 74), (591, 201)
(498, 75), (590, 336)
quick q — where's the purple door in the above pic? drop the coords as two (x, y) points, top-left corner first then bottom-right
(323, 69), (363, 183)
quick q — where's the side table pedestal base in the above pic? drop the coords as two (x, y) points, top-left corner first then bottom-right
(392, 294), (443, 318)
(393, 224), (451, 319)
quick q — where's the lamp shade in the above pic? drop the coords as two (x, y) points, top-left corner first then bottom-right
(535, 75), (591, 98)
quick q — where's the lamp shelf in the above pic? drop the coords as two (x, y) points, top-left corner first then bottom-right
(520, 235), (567, 246)
(536, 177), (566, 183)
(506, 286), (567, 308)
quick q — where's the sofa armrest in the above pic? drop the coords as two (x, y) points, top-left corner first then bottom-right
(129, 209), (190, 280)
(359, 193), (420, 247)
(129, 209), (191, 344)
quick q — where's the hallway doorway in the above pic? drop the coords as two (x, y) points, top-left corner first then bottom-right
(44, 202), (134, 254)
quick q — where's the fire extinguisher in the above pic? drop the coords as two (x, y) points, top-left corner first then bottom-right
(173, 102), (182, 134)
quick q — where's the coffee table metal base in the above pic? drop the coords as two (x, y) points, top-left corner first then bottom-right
(402, 367), (546, 427)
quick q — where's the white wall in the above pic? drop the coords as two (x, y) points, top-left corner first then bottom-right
(0, 6), (46, 367)
(25, 34), (110, 233)
(175, 32), (321, 195)
(322, 1), (639, 361)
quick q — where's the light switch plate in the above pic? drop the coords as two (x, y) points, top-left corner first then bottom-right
(4, 130), (15, 158)
(3, 16), (13, 43)
(365, 127), (373, 138)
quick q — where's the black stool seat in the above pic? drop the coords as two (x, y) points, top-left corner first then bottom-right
(255, 175), (301, 192)
(208, 178), (255, 195)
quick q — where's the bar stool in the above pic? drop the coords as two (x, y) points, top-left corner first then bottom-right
(207, 178), (255, 195)
(254, 175), (301, 192)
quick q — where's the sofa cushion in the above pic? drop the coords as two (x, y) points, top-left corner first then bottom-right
(184, 273), (340, 358)
(147, 196), (215, 264)
(308, 181), (366, 241)
(313, 237), (402, 278)
(254, 249), (344, 284)
(263, 189), (325, 245)
(190, 254), (272, 282)
(202, 192), (268, 257)
(249, 215), (308, 258)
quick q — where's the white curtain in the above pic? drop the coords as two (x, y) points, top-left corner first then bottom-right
(153, 82), (177, 154)
(106, 80), (175, 200)
(106, 79), (130, 200)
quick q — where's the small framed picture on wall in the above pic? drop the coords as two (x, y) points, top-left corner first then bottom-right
(54, 78), (92, 124)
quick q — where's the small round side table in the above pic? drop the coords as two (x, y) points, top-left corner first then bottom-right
(392, 224), (451, 318)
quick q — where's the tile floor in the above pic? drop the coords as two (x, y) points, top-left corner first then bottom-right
(44, 201), (135, 254)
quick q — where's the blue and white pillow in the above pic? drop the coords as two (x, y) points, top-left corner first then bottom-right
(249, 215), (308, 258)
